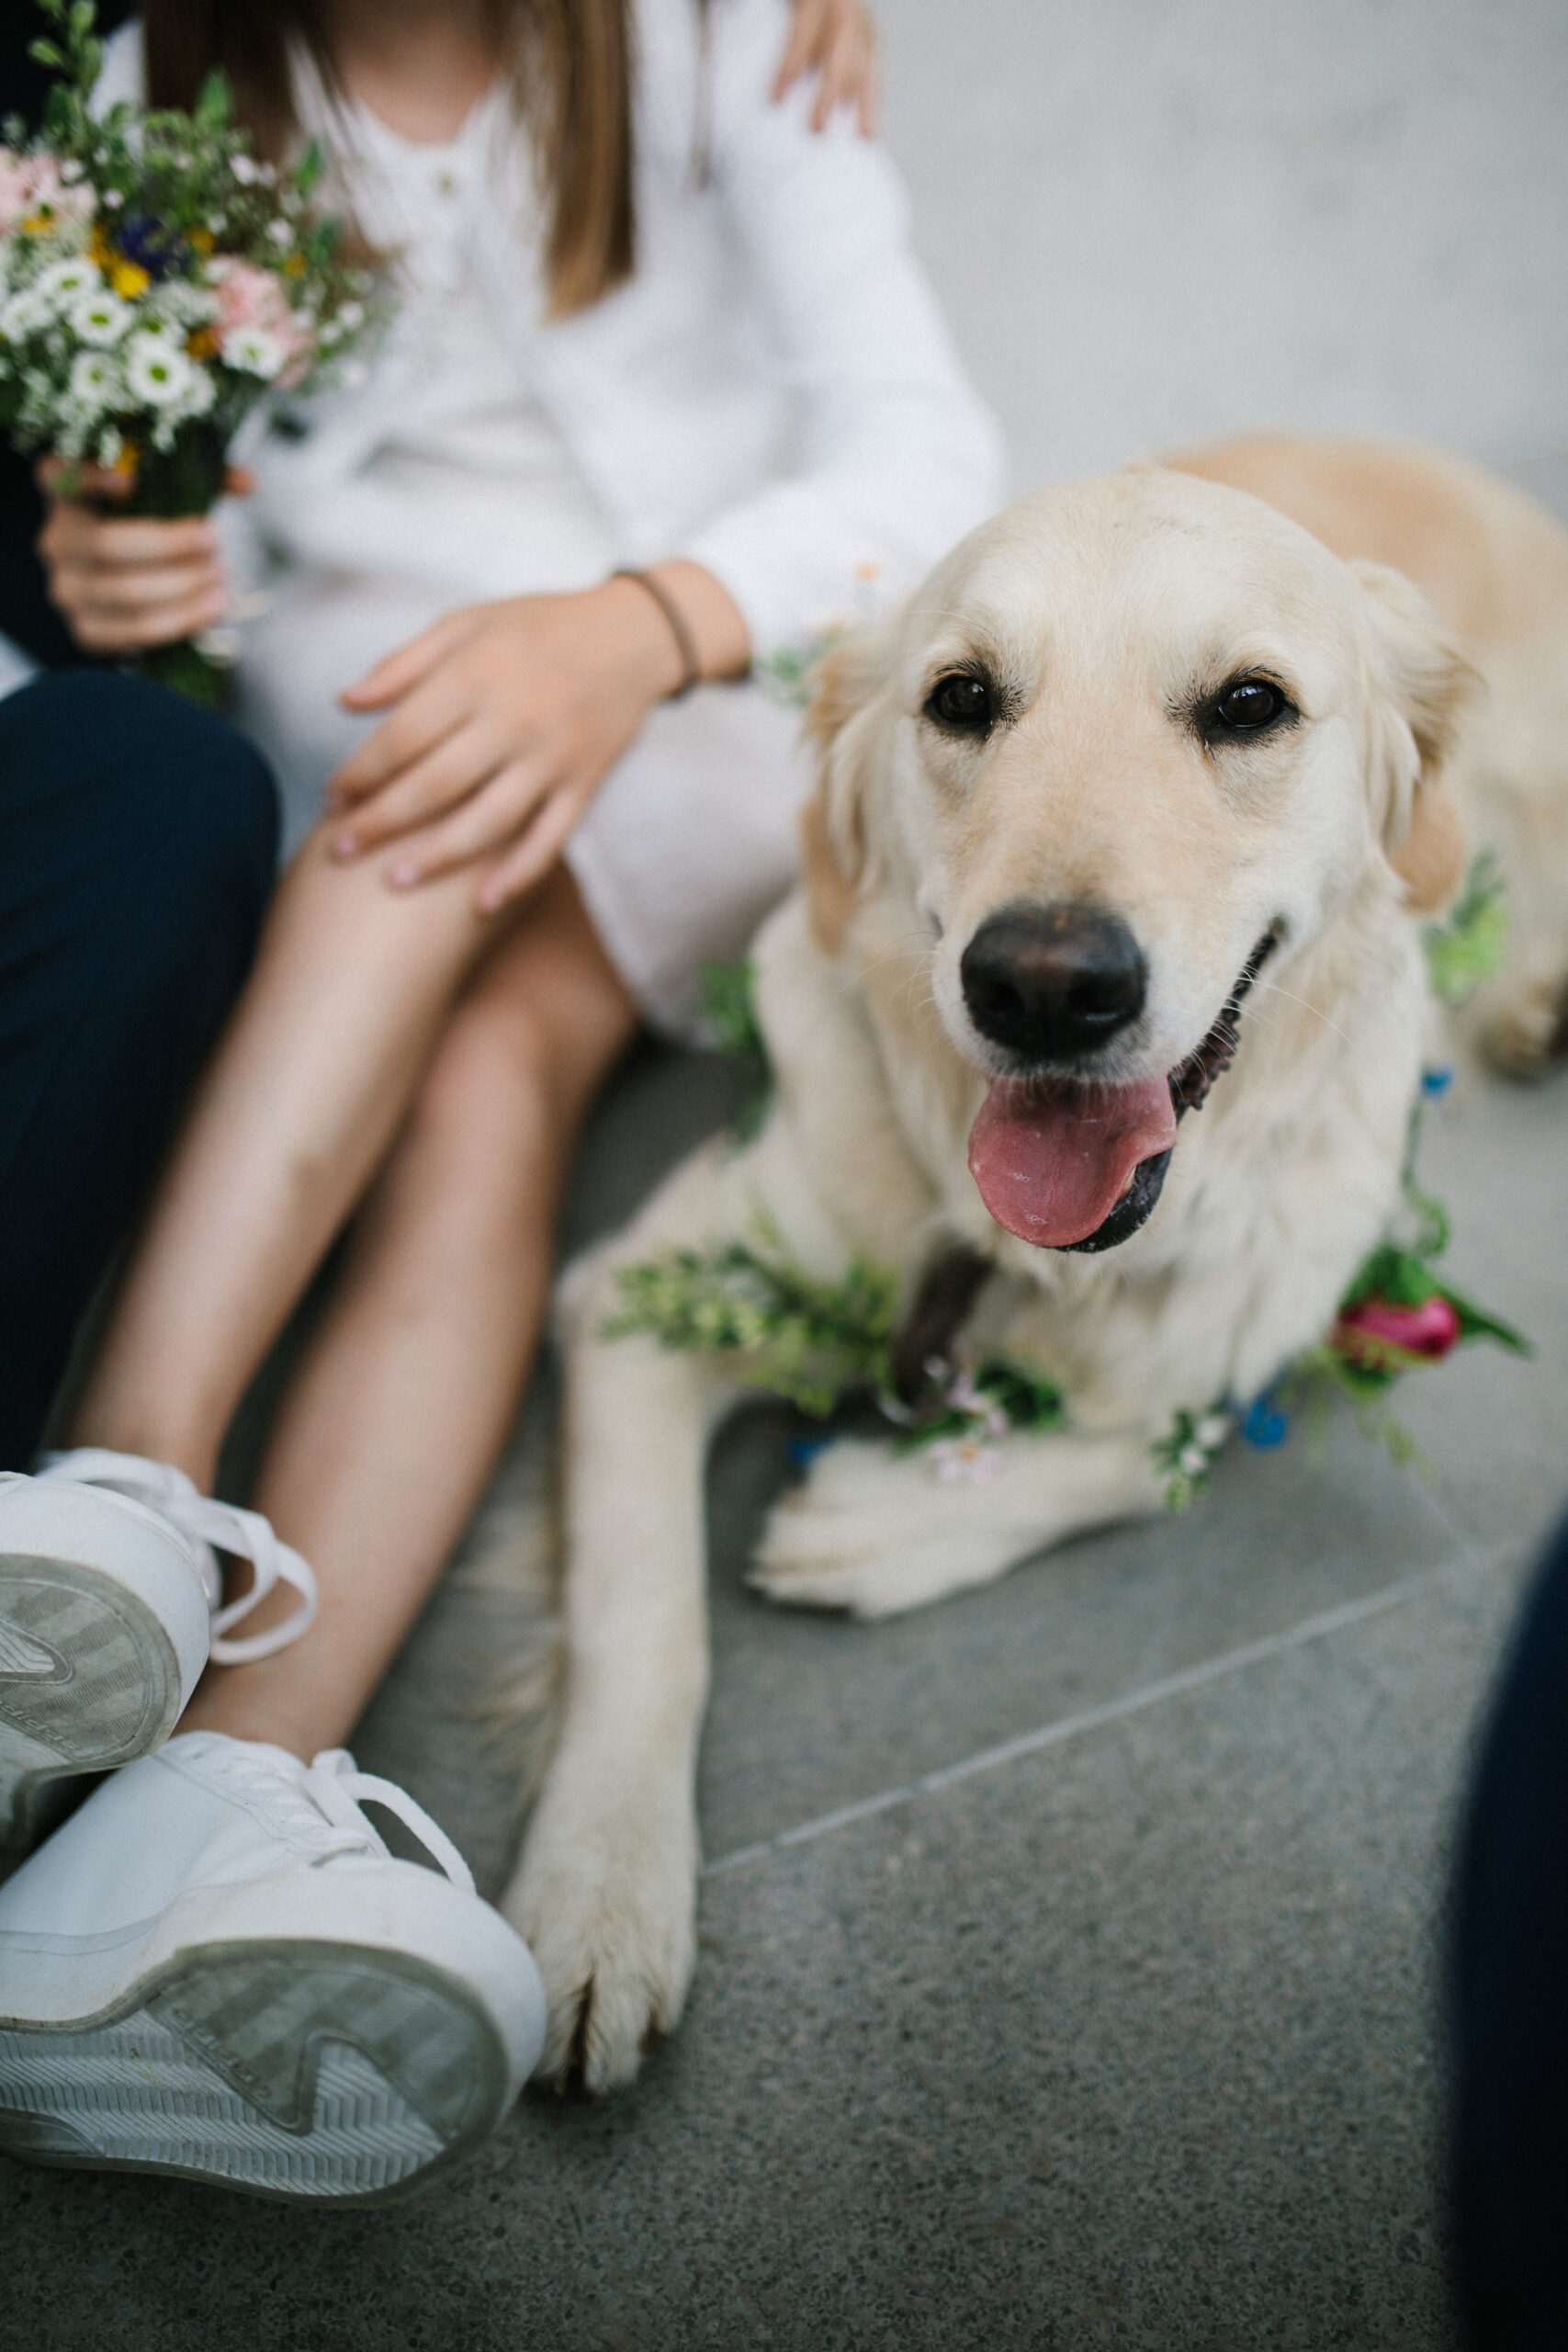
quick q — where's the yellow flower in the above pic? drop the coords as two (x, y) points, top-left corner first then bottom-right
(21, 210), (53, 233)
(186, 324), (218, 359)
(190, 226), (214, 254)
(110, 258), (151, 299)
(111, 438), (140, 478)
(89, 224), (113, 268)
(283, 254), (306, 277)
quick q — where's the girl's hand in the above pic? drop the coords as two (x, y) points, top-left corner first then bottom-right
(774, 0), (881, 137)
(328, 563), (750, 913)
(35, 458), (252, 653)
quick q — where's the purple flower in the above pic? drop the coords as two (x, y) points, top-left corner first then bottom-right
(117, 211), (183, 281)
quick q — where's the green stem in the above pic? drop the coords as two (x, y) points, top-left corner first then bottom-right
(118, 422), (235, 709)
(120, 420), (231, 522)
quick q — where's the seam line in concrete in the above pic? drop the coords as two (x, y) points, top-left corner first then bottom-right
(702, 1552), (1504, 1880)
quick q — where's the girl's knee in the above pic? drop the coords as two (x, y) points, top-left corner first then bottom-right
(410, 991), (569, 1157)
(406, 882), (636, 1163)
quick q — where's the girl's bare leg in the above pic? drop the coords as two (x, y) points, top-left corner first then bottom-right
(177, 865), (636, 1758)
(71, 826), (515, 1485)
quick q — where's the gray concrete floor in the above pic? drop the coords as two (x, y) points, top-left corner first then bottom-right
(4, 1041), (1565, 2352)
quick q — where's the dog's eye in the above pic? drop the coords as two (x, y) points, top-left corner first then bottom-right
(1204, 677), (1292, 741)
(924, 671), (996, 734)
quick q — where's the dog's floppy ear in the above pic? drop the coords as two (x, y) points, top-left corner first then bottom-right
(799, 628), (895, 955)
(1351, 558), (1480, 916)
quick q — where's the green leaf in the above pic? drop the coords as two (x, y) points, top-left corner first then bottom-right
(757, 627), (849, 710)
(1423, 851), (1509, 1005)
(696, 959), (773, 1142)
(1340, 1242), (1442, 1311)
(604, 1223), (900, 1416)
(1438, 1283), (1529, 1355)
(293, 137), (324, 197)
(194, 69), (234, 129)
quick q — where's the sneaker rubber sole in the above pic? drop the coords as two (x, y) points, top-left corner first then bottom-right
(0, 1554), (186, 1854)
(0, 1937), (513, 2205)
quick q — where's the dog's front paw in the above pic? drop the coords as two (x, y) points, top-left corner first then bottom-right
(752, 1438), (1033, 1617)
(501, 1776), (698, 2093)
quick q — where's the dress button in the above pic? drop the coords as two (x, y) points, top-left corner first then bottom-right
(435, 171), (457, 198)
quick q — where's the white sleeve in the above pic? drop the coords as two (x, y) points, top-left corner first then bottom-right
(93, 19), (146, 111)
(677, 0), (1006, 653)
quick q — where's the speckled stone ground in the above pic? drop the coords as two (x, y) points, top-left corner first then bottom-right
(5, 1046), (1564, 2352)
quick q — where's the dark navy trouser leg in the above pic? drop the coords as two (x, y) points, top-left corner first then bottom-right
(1450, 1505), (1568, 2349)
(0, 671), (277, 1470)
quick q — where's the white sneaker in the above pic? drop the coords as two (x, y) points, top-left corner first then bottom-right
(0, 1731), (546, 2203)
(0, 1451), (316, 1854)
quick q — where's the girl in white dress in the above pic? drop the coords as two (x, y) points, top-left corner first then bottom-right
(0, 0), (1001, 2199)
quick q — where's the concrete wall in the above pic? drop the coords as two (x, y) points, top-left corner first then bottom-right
(877, 0), (1568, 508)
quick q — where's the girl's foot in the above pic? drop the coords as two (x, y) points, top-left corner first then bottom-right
(0, 1730), (545, 2203)
(0, 1452), (317, 1858)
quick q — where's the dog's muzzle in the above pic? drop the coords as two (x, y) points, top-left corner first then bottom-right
(964, 927), (1278, 1253)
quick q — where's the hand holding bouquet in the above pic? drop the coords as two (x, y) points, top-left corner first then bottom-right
(0, 0), (382, 705)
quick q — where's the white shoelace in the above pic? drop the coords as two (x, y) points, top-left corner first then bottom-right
(303, 1749), (477, 1894)
(188, 1735), (476, 1895)
(38, 1448), (319, 1664)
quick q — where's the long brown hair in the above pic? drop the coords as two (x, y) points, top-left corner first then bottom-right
(141, 0), (637, 317)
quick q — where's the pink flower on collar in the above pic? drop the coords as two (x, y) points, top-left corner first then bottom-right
(1335, 1294), (1461, 1366)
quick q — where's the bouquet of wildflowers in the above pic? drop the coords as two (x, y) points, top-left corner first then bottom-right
(0, 0), (381, 705)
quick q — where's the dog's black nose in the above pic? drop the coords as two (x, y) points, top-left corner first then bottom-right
(960, 902), (1146, 1063)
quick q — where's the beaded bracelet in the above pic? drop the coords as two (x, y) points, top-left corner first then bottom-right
(612, 567), (701, 700)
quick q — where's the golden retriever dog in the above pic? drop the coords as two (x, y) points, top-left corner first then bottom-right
(499, 438), (1568, 2088)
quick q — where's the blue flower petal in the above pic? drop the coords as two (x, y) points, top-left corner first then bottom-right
(1243, 1394), (1291, 1449)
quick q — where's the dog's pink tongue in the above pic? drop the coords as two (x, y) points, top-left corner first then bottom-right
(967, 1076), (1178, 1248)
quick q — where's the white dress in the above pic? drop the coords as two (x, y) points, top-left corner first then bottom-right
(99, 3), (1005, 1038)
(232, 89), (816, 1036)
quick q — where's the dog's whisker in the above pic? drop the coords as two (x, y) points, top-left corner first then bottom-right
(1258, 977), (1354, 1051)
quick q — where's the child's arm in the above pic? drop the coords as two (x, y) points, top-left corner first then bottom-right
(774, 0), (880, 137)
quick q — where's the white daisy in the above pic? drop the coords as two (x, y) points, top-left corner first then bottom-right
(68, 347), (121, 410)
(0, 287), (51, 339)
(33, 256), (102, 310)
(69, 287), (133, 345)
(220, 324), (286, 379)
(124, 332), (197, 407)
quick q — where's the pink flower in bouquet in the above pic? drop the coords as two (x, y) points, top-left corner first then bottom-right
(0, 150), (95, 237)
(209, 257), (313, 386)
(1334, 1294), (1461, 1367)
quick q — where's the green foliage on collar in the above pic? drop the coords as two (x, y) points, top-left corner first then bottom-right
(696, 959), (773, 1143)
(605, 1217), (898, 1417)
(605, 1216), (1064, 1460)
(1423, 851), (1508, 1005)
(1250, 1084), (1527, 1476)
